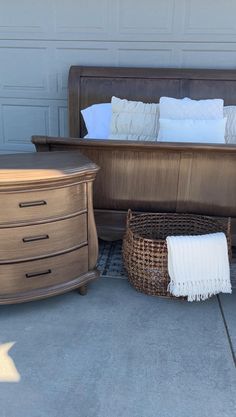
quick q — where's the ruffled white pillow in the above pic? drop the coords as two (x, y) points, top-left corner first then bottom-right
(159, 97), (224, 120)
(224, 106), (236, 144)
(158, 97), (226, 143)
(109, 96), (159, 141)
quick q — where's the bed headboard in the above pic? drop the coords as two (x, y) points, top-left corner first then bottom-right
(68, 65), (236, 137)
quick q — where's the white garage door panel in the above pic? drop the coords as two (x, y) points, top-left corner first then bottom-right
(0, 1), (50, 35)
(55, 0), (109, 34)
(0, 0), (236, 153)
(58, 106), (68, 138)
(184, 0), (235, 33)
(0, 99), (67, 153)
(118, 46), (173, 68)
(0, 47), (48, 92)
(181, 47), (236, 69)
(3, 104), (49, 142)
(119, 0), (174, 34)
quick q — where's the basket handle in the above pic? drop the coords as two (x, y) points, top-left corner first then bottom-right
(127, 209), (133, 227)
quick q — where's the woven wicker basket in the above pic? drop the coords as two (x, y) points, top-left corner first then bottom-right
(123, 210), (231, 298)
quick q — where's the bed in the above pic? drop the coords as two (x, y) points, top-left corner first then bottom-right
(32, 65), (236, 244)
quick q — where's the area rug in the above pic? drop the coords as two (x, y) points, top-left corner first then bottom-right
(97, 240), (126, 279)
(97, 239), (236, 288)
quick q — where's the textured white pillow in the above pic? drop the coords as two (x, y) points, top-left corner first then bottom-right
(81, 103), (111, 139)
(158, 118), (227, 143)
(109, 96), (159, 141)
(160, 97), (224, 120)
(224, 106), (236, 144)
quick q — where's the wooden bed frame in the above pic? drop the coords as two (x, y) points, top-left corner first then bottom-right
(32, 65), (236, 243)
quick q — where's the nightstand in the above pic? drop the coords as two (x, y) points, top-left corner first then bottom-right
(0, 151), (99, 304)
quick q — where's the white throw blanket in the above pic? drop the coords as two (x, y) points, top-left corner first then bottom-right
(166, 232), (231, 302)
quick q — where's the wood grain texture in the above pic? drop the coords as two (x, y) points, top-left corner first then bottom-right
(0, 184), (86, 226)
(33, 136), (236, 215)
(32, 65), (236, 243)
(0, 214), (87, 262)
(0, 246), (88, 296)
(177, 151), (236, 216)
(87, 181), (98, 269)
(0, 151), (99, 184)
(0, 151), (99, 303)
(0, 270), (99, 305)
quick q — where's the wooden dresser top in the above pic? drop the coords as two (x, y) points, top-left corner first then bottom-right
(0, 151), (99, 185)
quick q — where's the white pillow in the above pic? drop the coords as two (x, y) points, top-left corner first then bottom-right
(158, 118), (227, 143)
(224, 106), (236, 144)
(109, 96), (159, 141)
(160, 97), (224, 120)
(81, 103), (111, 139)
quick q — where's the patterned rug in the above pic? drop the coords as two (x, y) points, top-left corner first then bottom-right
(97, 239), (236, 288)
(97, 240), (127, 279)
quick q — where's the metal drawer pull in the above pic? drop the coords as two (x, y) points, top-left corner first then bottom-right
(22, 234), (49, 243)
(25, 269), (52, 279)
(19, 200), (47, 208)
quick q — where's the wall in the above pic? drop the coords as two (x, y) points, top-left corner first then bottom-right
(0, 0), (236, 153)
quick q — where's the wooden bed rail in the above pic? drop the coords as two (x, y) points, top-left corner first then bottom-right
(32, 135), (236, 153)
(32, 135), (236, 243)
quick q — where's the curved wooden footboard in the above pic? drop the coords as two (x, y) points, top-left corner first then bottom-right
(32, 135), (236, 244)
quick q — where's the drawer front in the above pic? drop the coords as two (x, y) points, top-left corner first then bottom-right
(1, 184), (86, 225)
(0, 246), (88, 295)
(0, 214), (87, 262)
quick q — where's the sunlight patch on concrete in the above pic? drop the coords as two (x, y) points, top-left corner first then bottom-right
(0, 342), (20, 382)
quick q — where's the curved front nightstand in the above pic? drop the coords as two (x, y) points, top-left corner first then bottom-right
(0, 151), (99, 304)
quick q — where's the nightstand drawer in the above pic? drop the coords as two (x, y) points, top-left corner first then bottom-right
(0, 214), (87, 262)
(0, 246), (88, 295)
(1, 183), (86, 225)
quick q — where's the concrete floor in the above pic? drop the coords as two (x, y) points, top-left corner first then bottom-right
(0, 278), (235, 417)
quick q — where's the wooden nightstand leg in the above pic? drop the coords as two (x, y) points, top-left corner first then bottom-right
(78, 284), (88, 296)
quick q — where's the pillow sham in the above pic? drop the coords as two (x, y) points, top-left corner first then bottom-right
(160, 97), (224, 120)
(109, 96), (159, 141)
(224, 106), (236, 144)
(158, 118), (227, 143)
(81, 103), (111, 139)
